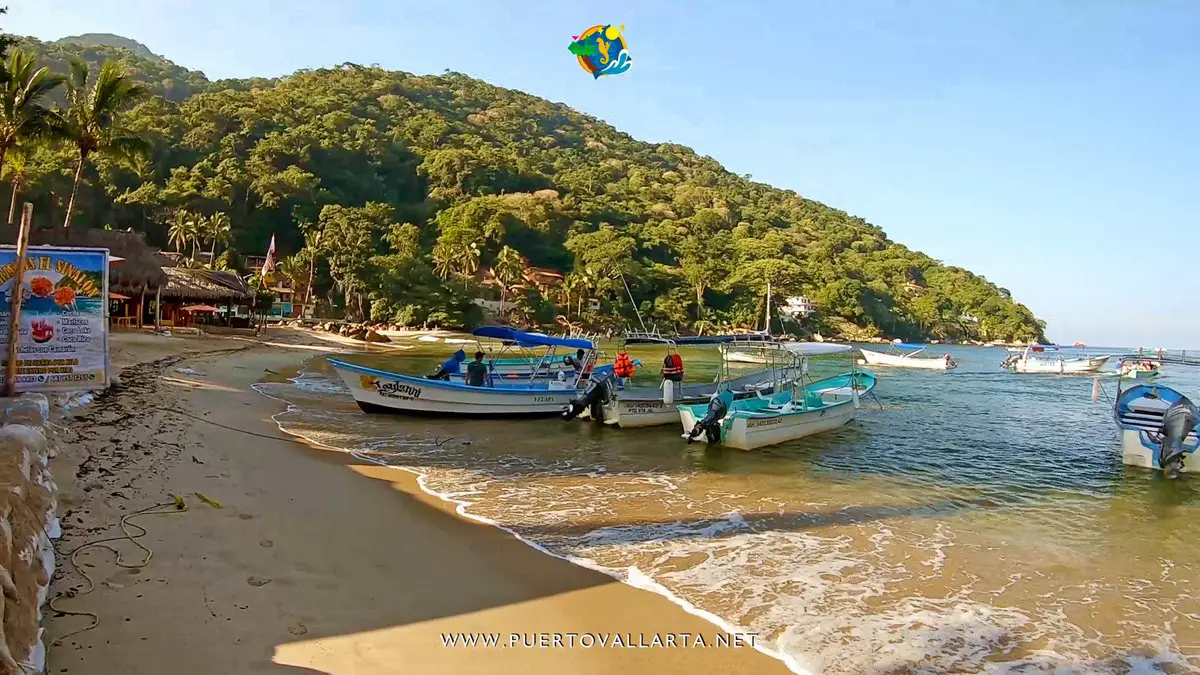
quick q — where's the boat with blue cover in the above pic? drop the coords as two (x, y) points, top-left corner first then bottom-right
(328, 326), (596, 417)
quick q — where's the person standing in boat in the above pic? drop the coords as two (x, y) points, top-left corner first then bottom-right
(428, 349), (466, 380)
(613, 348), (635, 388)
(465, 351), (490, 387)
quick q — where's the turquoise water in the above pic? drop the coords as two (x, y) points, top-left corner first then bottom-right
(258, 341), (1200, 674)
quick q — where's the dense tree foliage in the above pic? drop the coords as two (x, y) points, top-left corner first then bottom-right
(6, 34), (1045, 341)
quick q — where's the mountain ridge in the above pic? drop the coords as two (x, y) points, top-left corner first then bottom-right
(7, 33), (1046, 341)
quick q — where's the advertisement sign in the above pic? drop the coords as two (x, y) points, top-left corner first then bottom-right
(0, 246), (110, 393)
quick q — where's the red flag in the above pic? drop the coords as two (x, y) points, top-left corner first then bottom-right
(263, 235), (276, 274)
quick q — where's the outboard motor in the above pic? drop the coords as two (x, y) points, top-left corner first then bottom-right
(1158, 396), (1198, 477)
(686, 393), (729, 445)
(561, 370), (615, 422)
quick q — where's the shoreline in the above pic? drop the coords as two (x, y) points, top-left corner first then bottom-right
(261, 396), (805, 674)
(46, 329), (791, 674)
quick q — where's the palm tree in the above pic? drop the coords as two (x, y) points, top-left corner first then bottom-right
(4, 142), (33, 225)
(206, 212), (231, 266)
(494, 245), (524, 320)
(0, 50), (65, 215)
(167, 209), (198, 256)
(301, 228), (322, 315)
(61, 58), (148, 227)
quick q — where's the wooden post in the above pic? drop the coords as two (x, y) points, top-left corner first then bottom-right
(154, 285), (161, 332)
(137, 288), (145, 329)
(4, 203), (33, 397)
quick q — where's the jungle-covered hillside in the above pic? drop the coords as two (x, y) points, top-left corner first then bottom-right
(6, 32), (1046, 341)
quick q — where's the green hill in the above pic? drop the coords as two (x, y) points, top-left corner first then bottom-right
(52, 33), (160, 61)
(18, 35), (209, 102)
(6, 36), (1046, 341)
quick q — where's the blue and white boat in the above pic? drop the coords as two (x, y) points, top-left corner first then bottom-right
(678, 344), (877, 450)
(328, 326), (595, 417)
(1114, 380), (1200, 476)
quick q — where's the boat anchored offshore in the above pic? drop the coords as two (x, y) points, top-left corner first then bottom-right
(677, 344), (877, 450)
(562, 339), (798, 428)
(1002, 345), (1110, 374)
(328, 326), (596, 417)
(858, 342), (956, 370)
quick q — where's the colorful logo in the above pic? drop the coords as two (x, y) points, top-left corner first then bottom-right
(569, 25), (631, 79)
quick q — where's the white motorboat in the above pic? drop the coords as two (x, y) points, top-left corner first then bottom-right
(1002, 345), (1109, 374)
(1114, 381), (1200, 476)
(679, 344), (877, 450)
(858, 343), (956, 370)
(329, 326), (595, 417)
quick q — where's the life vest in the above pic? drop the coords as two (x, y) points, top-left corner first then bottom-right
(661, 353), (684, 382)
(614, 353), (635, 378)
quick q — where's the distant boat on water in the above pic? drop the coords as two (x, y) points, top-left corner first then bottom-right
(858, 342), (956, 370)
(1002, 345), (1109, 374)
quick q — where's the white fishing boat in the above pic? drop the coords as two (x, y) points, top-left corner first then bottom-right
(677, 344), (877, 450)
(329, 327), (595, 417)
(1002, 345), (1109, 374)
(564, 339), (799, 428)
(858, 342), (956, 370)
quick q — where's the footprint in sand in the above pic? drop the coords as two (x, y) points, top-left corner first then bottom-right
(287, 621), (308, 636)
(246, 576), (272, 587)
(259, 539), (273, 548)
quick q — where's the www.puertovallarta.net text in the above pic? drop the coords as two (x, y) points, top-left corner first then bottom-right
(441, 632), (759, 649)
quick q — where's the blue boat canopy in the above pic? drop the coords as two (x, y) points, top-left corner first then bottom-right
(471, 326), (594, 350)
(895, 343), (926, 350)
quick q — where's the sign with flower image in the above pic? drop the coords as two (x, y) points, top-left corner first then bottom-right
(0, 246), (109, 393)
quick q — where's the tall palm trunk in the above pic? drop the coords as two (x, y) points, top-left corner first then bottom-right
(210, 239), (217, 268)
(8, 181), (18, 226)
(63, 151), (87, 228)
(303, 254), (315, 316)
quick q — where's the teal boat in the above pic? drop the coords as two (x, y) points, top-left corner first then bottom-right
(678, 344), (877, 450)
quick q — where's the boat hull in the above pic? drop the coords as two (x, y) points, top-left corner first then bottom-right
(858, 348), (951, 370)
(680, 400), (857, 450)
(329, 359), (578, 417)
(1008, 355), (1110, 374)
(1114, 383), (1200, 473)
(678, 372), (875, 450)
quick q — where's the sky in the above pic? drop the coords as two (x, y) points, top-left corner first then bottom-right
(9, 0), (1200, 347)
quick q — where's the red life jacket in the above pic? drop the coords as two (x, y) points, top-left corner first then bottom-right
(661, 353), (684, 381)
(614, 353), (635, 377)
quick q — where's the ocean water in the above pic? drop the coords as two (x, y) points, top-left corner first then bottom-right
(255, 342), (1200, 674)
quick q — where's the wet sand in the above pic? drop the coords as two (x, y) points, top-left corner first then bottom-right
(46, 330), (788, 674)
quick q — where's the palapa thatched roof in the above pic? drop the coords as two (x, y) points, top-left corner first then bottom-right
(0, 226), (168, 293)
(161, 267), (254, 302)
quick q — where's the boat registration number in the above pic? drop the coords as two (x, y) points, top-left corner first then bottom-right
(533, 396), (556, 403)
(747, 417), (784, 428)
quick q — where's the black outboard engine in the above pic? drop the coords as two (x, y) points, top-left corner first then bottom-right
(686, 394), (729, 444)
(562, 370), (615, 422)
(1158, 396), (1198, 477)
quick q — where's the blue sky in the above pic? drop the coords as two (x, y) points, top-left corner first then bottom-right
(11, 1), (1200, 347)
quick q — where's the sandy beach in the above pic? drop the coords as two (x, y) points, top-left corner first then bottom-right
(44, 329), (788, 675)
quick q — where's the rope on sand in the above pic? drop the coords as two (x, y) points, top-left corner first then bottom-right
(48, 496), (189, 647)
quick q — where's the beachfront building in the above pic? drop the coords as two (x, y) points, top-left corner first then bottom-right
(159, 267), (255, 331)
(0, 225), (168, 329)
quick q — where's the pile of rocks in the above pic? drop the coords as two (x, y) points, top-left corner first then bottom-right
(0, 393), (60, 674)
(285, 320), (394, 344)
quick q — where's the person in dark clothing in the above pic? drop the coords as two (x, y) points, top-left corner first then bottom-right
(564, 349), (587, 373)
(465, 351), (490, 387)
(427, 349), (466, 380)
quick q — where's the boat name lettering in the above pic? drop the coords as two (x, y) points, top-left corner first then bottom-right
(533, 395), (555, 403)
(748, 417), (784, 428)
(375, 380), (422, 400)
